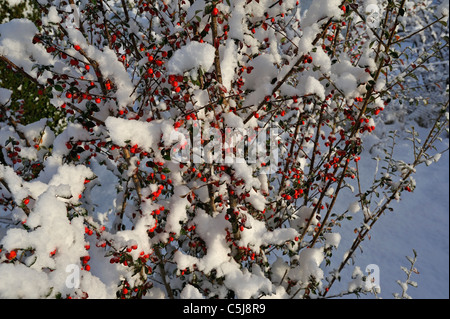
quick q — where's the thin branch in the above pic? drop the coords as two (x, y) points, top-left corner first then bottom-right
(392, 15), (447, 45)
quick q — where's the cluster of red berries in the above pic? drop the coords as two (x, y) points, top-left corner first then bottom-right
(303, 55), (313, 64)
(5, 141), (22, 165)
(168, 74), (183, 93)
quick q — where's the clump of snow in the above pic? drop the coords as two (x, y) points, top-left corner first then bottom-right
(180, 284), (204, 299)
(348, 200), (361, 214)
(167, 41), (216, 75)
(222, 264), (273, 299)
(348, 266), (377, 293)
(270, 257), (290, 285)
(302, 0), (343, 27)
(242, 54), (278, 107)
(0, 19), (54, 84)
(324, 233), (342, 248)
(288, 248), (325, 290)
(185, 0), (206, 22)
(4, 0), (22, 6)
(0, 165), (30, 203)
(93, 47), (136, 108)
(64, 27), (136, 108)
(42, 6), (60, 25)
(105, 117), (164, 153)
(311, 47), (332, 74)
(437, 1), (449, 21)
(299, 76), (326, 101)
(227, 0), (246, 41)
(222, 112), (244, 128)
(331, 57), (372, 100)
(244, 189), (266, 212)
(0, 263), (50, 298)
(239, 212), (298, 252)
(174, 210), (230, 274)
(0, 88), (12, 105)
(166, 185), (191, 235)
(291, 206), (320, 230)
(220, 40), (238, 91)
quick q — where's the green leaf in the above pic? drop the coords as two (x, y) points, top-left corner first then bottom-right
(390, 50), (400, 58)
(204, 4), (213, 15)
(407, 73), (418, 81)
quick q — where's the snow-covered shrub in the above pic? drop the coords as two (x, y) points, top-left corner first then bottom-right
(0, 0), (448, 299)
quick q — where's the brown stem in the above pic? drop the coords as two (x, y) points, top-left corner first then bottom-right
(122, 147), (142, 203)
(211, 3), (224, 87)
(154, 245), (175, 299)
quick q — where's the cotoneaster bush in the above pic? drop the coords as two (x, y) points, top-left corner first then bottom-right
(0, 0), (448, 299)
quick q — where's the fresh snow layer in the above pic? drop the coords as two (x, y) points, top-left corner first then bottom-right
(167, 41), (216, 75)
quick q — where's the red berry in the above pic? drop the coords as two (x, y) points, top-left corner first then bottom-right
(212, 7), (219, 16)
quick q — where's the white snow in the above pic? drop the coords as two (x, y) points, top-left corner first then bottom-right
(348, 201), (361, 214)
(0, 88), (12, 105)
(324, 233), (342, 248)
(105, 117), (164, 152)
(180, 284), (204, 299)
(167, 41), (216, 75)
(0, 19), (54, 84)
(0, 263), (50, 298)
